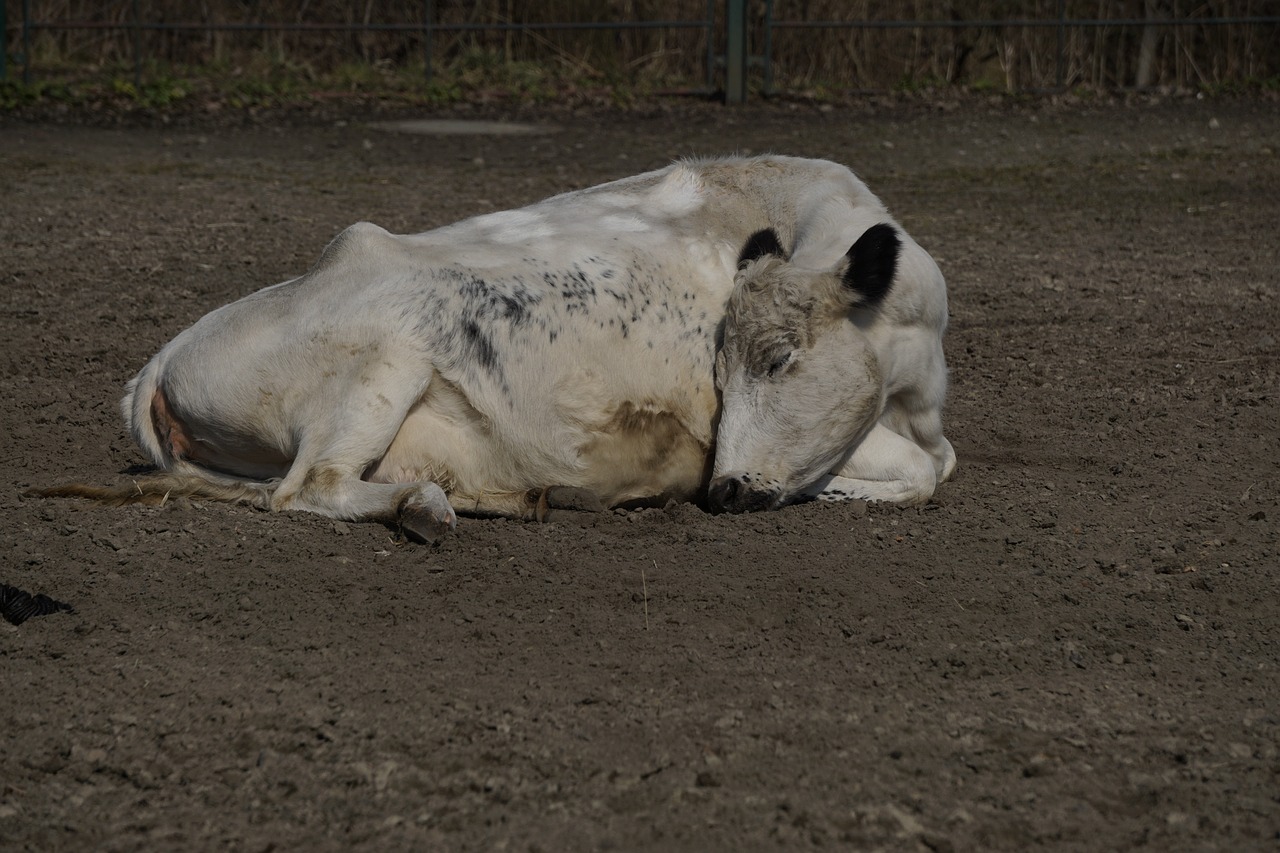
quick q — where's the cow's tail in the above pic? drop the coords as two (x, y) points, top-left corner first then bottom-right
(28, 473), (275, 510)
(122, 360), (171, 469)
(30, 359), (278, 510)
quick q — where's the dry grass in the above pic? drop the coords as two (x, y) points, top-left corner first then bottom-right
(7, 0), (1279, 95)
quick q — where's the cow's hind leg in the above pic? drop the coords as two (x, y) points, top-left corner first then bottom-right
(799, 422), (939, 506)
(270, 364), (459, 543)
(278, 464), (457, 544)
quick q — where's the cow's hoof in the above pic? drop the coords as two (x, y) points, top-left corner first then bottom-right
(535, 486), (604, 522)
(397, 485), (458, 544)
(400, 509), (455, 545)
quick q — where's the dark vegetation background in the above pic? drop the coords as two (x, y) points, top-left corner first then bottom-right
(4, 1), (1279, 110)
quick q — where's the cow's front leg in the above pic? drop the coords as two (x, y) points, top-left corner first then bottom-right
(451, 486), (604, 522)
(879, 398), (956, 486)
(536, 486), (605, 521)
(799, 422), (939, 506)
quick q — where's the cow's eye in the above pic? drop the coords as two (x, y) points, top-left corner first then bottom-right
(767, 351), (795, 377)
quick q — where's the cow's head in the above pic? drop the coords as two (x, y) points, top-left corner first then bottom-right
(709, 224), (900, 513)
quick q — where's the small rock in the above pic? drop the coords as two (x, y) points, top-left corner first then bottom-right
(1227, 742), (1252, 759)
(1109, 653), (1125, 665)
(332, 521), (351, 535)
(1175, 614), (1194, 628)
(695, 770), (721, 788)
(882, 804), (925, 836)
(1022, 753), (1054, 777)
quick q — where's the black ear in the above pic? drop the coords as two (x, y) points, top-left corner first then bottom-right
(842, 223), (900, 308)
(738, 228), (787, 268)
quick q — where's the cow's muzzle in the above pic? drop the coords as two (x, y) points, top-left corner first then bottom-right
(707, 476), (779, 514)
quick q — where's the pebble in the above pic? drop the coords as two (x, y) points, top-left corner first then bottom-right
(1227, 743), (1253, 759)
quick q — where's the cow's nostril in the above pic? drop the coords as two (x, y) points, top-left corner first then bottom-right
(707, 476), (742, 514)
(708, 475), (780, 514)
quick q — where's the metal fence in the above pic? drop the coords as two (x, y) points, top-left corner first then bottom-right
(4, 1), (1278, 102)
(3, 0), (720, 91)
(754, 2), (1280, 99)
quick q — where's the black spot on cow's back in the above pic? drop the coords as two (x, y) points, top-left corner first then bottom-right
(462, 320), (499, 375)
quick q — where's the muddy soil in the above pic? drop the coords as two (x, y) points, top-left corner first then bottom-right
(2, 99), (1277, 851)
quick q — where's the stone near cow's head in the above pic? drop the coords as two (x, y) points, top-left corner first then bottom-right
(710, 224), (901, 513)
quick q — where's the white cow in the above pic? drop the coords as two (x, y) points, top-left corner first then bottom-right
(41, 156), (952, 541)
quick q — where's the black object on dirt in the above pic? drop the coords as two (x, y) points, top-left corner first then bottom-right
(1, 584), (75, 626)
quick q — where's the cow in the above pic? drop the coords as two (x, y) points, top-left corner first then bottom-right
(36, 155), (953, 542)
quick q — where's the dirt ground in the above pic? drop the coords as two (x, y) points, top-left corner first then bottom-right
(2, 97), (1277, 851)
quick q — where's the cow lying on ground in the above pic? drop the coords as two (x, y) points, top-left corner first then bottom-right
(37, 155), (953, 541)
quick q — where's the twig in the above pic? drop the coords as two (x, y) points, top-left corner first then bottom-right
(642, 561), (652, 631)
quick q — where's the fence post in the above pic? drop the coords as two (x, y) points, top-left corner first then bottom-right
(132, 0), (142, 89)
(1055, 0), (1066, 90)
(762, 0), (774, 96)
(704, 0), (715, 91)
(21, 0), (31, 84)
(423, 0), (434, 81)
(725, 0), (748, 103)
